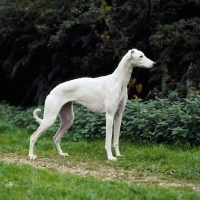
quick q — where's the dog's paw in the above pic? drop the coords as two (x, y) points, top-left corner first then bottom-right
(108, 156), (117, 161)
(59, 153), (69, 157)
(29, 154), (37, 160)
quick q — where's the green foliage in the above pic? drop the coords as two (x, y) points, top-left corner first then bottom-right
(71, 106), (106, 140)
(122, 97), (200, 144)
(0, 120), (13, 132)
(0, 0), (153, 106)
(1, 0), (200, 105)
(0, 103), (39, 132)
(149, 9), (200, 97)
(1, 95), (200, 145)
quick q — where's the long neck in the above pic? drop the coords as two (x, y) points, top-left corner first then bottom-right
(112, 57), (134, 87)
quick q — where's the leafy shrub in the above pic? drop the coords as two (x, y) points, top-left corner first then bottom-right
(1, 95), (200, 144)
(70, 106), (105, 141)
(122, 97), (200, 144)
(0, 0), (154, 106)
(0, 120), (14, 132)
(0, 103), (38, 133)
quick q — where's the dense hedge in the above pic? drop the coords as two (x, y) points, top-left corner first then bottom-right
(0, 0), (153, 105)
(1, 0), (200, 106)
(122, 97), (200, 144)
(1, 96), (200, 145)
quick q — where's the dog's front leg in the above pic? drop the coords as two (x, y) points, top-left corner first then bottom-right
(113, 96), (127, 157)
(105, 113), (117, 161)
(113, 113), (123, 157)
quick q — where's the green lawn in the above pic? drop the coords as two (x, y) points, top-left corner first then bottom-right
(0, 120), (200, 199)
(0, 162), (199, 200)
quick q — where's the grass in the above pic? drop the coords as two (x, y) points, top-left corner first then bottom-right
(0, 120), (200, 199)
(1, 162), (199, 200)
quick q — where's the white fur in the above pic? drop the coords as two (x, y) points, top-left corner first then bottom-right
(29, 49), (155, 160)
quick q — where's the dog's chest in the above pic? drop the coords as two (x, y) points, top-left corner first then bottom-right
(118, 87), (126, 102)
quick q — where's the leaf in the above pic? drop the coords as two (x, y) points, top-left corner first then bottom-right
(135, 84), (143, 94)
(105, 6), (112, 12)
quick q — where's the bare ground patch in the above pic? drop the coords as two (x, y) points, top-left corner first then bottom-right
(0, 154), (200, 192)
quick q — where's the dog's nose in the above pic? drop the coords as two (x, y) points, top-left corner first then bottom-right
(153, 62), (156, 66)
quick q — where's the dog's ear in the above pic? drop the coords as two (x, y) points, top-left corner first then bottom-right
(127, 50), (133, 58)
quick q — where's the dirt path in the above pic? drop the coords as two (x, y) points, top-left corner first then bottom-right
(1, 154), (200, 192)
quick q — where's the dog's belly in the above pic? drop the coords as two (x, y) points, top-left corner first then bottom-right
(75, 94), (106, 114)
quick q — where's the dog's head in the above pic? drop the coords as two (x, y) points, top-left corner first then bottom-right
(126, 49), (156, 68)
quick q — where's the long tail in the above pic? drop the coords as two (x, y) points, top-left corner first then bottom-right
(33, 108), (43, 124)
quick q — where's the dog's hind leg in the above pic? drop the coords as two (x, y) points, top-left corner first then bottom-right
(29, 116), (57, 159)
(53, 102), (74, 157)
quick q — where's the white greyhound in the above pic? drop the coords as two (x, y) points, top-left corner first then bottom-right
(29, 49), (156, 161)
